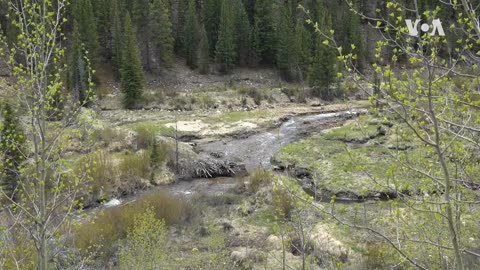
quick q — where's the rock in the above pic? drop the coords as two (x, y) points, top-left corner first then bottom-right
(294, 167), (312, 179)
(209, 151), (224, 158)
(377, 125), (387, 136)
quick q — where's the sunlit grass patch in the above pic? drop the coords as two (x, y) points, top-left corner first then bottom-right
(322, 115), (384, 143)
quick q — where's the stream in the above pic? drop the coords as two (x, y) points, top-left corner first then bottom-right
(196, 110), (364, 171)
(99, 109), (366, 208)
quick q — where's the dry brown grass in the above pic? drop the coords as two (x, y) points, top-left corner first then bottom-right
(74, 191), (185, 256)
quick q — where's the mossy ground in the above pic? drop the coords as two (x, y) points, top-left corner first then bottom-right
(273, 114), (431, 196)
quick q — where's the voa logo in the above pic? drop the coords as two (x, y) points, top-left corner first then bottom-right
(405, 19), (445, 37)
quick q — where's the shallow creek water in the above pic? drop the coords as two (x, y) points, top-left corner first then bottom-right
(96, 109), (366, 209)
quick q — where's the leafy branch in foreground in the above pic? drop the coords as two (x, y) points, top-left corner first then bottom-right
(299, 1), (480, 269)
(0, 0), (96, 269)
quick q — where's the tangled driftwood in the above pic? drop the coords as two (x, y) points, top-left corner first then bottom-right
(178, 156), (245, 180)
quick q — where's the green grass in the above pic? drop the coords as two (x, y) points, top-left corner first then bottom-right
(322, 115), (382, 143)
(274, 135), (346, 166)
(273, 125), (426, 195)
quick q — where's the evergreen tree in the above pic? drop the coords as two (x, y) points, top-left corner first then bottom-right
(0, 102), (25, 201)
(309, 12), (337, 100)
(197, 23), (211, 74)
(253, 0), (276, 65)
(294, 19), (312, 82)
(215, 0), (236, 73)
(121, 13), (145, 109)
(175, 0), (189, 54)
(150, 0), (175, 67)
(204, 0), (221, 57)
(184, 0), (199, 68)
(111, 0), (123, 79)
(309, 33), (336, 100)
(93, 0), (112, 60)
(276, 3), (298, 81)
(69, 21), (93, 106)
(234, 0), (251, 66)
(132, 0), (151, 70)
(132, 0), (150, 28)
(347, 1), (364, 69)
(72, 0), (100, 67)
(242, 0), (255, 24)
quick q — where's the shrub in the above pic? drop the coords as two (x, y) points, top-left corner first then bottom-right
(170, 96), (190, 110)
(237, 87), (264, 105)
(99, 127), (119, 143)
(134, 125), (156, 149)
(150, 140), (172, 168)
(248, 169), (272, 193)
(197, 95), (216, 109)
(272, 185), (294, 219)
(87, 151), (117, 200)
(117, 151), (151, 194)
(139, 192), (185, 225)
(281, 88), (307, 103)
(362, 241), (393, 269)
(118, 207), (169, 269)
(72, 151), (117, 207)
(119, 151), (151, 179)
(281, 88), (298, 101)
(74, 191), (185, 257)
(143, 89), (165, 105)
(0, 229), (36, 270)
(296, 89), (307, 103)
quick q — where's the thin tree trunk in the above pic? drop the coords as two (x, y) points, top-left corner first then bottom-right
(427, 67), (464, 270)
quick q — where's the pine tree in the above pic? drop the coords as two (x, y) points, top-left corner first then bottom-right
(0, 102), (26, 201)
(295, 19), (312, 82)
(93, 0), (112, 59)
(72, 0), (100, 68)
(184, 0), (199, 68)
(132, 0), (151, 70)
(253, 0), (276, 65)
(204, 0), (221, 57)
(215, 0), (236, 73)
(276, 3), (298, 81)
(309, 33), (336, 100)
(309, 12), (337, 100)
(234, 0), (251, 66)
(347, 1), (364, 69)
(197, 23), (211, 74)
(111, 0), (123, 80)
(150, 0), (175, 67)
(121, 13), (145, 109)
(242, 0), (255, 24)
(174, 0), (189, 55)
(69, 21), (93, 106)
